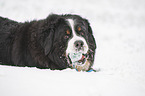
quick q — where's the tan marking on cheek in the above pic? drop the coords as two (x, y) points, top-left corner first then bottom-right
(82, 60), (90, 71)
(75, 60), (90, 71)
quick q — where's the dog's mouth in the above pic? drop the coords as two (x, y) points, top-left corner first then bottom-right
(68, 53), (87, 64)
(66, 52), (88, 69)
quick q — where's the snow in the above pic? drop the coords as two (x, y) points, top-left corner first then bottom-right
(0, 0), (145, 96)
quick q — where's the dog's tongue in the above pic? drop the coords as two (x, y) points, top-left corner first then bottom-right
(78, 55), (85, 63)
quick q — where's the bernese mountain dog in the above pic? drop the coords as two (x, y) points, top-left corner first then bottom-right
(0, 14), (96, 72)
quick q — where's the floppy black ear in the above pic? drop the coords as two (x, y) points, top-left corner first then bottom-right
(85, 20), (97, 70)
(85, 20), (96, 49)
(44, 30), (54, 55)
(43, 14), (60, 55)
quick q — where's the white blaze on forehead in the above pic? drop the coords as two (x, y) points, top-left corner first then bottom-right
(67, 19), (77, 37)
(66, 19), (89, 55)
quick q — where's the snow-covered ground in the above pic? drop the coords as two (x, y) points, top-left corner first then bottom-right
(0, 0), (145, 96)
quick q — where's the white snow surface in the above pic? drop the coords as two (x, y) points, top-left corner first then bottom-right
(0, 0), (145, 96)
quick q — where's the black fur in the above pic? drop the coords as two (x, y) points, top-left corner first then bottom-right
(0, 14), (96, 71)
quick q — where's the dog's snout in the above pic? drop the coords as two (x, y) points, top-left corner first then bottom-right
(74, 40), (84, 49)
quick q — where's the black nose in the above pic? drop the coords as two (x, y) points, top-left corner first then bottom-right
(74, 40), (84, 49)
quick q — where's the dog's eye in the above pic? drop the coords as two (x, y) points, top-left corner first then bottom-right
(77, 27), (81, 31)
(66, 29), (70, 35)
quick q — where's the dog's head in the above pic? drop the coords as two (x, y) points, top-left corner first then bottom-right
(40, 14), (96, 71)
